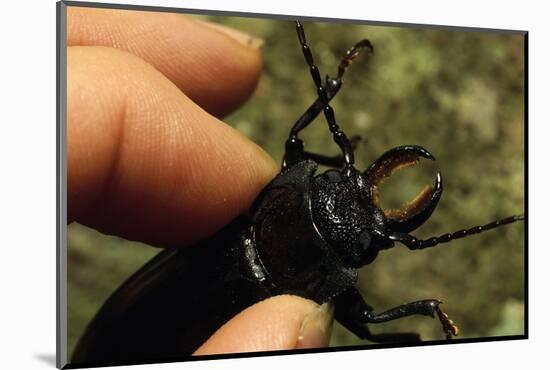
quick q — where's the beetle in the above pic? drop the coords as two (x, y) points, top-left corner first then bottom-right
(71, 20), (525, 365)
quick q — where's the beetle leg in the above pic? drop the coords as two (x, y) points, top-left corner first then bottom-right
(334, 287), (458, 342)
(286, 21), (373, 171)
(283, 80), (343, 169)
(294, 21), (356, 169)
(288, 81), (340, 139)
(337, 317), (422, 343)
(364, 299), (459, 340)
(287, 37), (373, 142)
(337, 39), (374, 79)
(335, 288), (420, 342)
(298, 135), (366, 168)
(435, 305), (461, 340)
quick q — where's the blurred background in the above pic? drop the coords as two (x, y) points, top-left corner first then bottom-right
(68, 12), (525, 355)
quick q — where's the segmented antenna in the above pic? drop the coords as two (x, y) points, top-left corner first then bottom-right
(392, 214), (525, 250)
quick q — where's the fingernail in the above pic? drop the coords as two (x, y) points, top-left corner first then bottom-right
(197, 20), (264, 49)
(295, 302), (334, 349)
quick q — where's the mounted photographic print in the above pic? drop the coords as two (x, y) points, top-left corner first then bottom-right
(57, 1), (526, 368)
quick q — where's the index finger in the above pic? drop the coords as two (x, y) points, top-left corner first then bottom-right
(68, 46), (277, 247)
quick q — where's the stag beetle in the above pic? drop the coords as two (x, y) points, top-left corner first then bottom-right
(71, 20), (524, 365)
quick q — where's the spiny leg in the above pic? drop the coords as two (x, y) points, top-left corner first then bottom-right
(334, 287), (459, 343)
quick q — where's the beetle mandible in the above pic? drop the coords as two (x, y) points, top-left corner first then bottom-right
(71, 20), (525, 365)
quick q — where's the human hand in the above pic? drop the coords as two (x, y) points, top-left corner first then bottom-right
(67, 7), (333, 355)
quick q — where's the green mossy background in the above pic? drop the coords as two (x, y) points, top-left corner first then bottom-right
(68, 14), (525, 355)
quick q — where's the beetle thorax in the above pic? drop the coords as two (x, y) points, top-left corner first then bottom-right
(311, 169), (386, 267)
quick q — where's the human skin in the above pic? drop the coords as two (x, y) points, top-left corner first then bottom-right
(67, 7), (332, 355)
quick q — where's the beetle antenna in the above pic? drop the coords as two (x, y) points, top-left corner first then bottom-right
(295, 20), (356, 169)
(337, 39), (374, 80)
(390, 214), (525, 250)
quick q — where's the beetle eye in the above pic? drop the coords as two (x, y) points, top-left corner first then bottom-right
(353, 229), (380, 265)
(356, 229), (372, 252)
(364, 145), (443, 233)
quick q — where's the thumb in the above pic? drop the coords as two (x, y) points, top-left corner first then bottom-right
(193, 295), (334, 355)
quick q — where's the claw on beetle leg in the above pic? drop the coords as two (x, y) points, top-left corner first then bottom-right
(434, 303), (459, 340)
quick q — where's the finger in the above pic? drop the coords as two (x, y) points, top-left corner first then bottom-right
(67, 7), (263, 117)
(67, 46), (277, 246)
(193, 295), (334, 355)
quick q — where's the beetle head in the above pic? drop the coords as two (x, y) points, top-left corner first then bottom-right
(311, 167), (390, 267)
(311, 145), (442, 268)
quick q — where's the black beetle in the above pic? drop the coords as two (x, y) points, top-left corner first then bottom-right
(71, 20), (524, 364)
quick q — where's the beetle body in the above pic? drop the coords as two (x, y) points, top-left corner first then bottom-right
(71, 216), (268, 362)
(70, 144), (461, 364)
(72, 160), (370, 363)
(71, 20), (524, 366)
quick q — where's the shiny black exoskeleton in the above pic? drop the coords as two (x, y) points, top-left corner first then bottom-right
(71, 21), (524, 366)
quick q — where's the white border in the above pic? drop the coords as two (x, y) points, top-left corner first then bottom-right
(1, 0), (546, 369)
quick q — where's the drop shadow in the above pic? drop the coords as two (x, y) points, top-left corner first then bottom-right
(35, 353), (57, 367)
